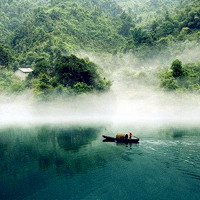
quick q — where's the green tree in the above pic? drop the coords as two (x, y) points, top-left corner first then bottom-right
(159, 70), (178, 90)
(54, 54), (111, 92)
(33, 73), (53, 98)
(171, 59), (183, 78)
(96, 78), (112, 91)
(33, 58), (51, 77)
(73, 82), (93, 94)
(119, 11), (135, 37)
(55, 54), (99, 87)
(0, 44), (10, 67)
(130, 28), (151, 46)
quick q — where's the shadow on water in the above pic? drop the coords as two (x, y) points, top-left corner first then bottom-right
(103, 139), (139, 149)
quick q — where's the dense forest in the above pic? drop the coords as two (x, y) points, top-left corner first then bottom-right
(0, 0), (200, 98)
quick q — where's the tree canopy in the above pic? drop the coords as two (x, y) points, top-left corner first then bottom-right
(0, 0), (199, 97)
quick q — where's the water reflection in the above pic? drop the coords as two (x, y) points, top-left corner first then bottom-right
(0, 125), (107, 200)
(161, 127), (200, 138)
(57, 127), (97, 151)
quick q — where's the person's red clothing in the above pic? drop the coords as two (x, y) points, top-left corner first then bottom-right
(129, 132), (133, 138)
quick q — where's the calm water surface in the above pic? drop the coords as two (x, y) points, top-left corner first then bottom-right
(0, 124), (200, 200)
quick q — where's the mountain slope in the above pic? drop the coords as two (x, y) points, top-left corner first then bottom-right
(115, 0), (194, 26)
(8, 0), (134, 66)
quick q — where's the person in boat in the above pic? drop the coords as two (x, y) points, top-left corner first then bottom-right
(125, 134), (128, 140)
(129, 132), (133, 139)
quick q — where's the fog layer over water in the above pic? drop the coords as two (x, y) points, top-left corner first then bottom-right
(1, 88), (200, 126)
(1, 46), (200, 126)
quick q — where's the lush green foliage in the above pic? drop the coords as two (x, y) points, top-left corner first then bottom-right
(55, 55), (99, 87)
(1, 0), (199, 62)
(159, 60), (200, 92)
(0, 44), (10, 67)
(33, 73), (71, 99)
(171, 59), (184, 78)
(0, 70), (26, 93)
(31, 54), (111, 98)
(116, 0), (194, 26)
(121, 0), (200, 57)
(0, 0), (199, 96)
(10, 0), (127, 65)
(0, 0), (49, 43)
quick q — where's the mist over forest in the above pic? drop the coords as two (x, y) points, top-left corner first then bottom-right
(0, 0), (200, 125)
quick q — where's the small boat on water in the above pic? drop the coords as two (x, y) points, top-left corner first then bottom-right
(102, 135), (139, 143)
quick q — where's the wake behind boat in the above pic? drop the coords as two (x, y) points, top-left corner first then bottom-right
(103, 135), (139, 143)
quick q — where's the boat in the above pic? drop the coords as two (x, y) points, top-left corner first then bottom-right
(102, 135), (139, 143)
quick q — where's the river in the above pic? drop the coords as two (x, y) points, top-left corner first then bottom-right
(0, 124), (199, 200)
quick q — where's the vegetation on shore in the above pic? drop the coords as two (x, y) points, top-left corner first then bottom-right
(0, 0), (199, 98)
(159, 60), (200, 92)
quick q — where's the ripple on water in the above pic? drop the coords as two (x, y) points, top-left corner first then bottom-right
(137, 136), (200, 183)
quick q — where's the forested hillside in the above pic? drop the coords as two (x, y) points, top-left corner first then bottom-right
(123, 0), (200, 51)
(115, 0), (194, 25)
(1, 0), (199, 62)
(0, 0), (200, 97)
(0, 0), (50, 43)
(12, 1), (125, 60)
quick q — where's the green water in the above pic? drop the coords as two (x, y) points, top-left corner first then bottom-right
(0, 124), (200, 200)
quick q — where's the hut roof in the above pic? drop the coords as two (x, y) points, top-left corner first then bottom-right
(18, 68), (33, 73)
